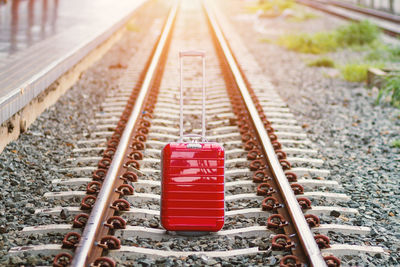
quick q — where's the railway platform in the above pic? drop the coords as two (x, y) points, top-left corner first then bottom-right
(0, 0), (146, 126)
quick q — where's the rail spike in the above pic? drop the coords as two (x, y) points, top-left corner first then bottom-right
(40, 1), (380, 266)
(53, 252), (73, 267)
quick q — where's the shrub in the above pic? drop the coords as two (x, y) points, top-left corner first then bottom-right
(307, 57), (335, 67)
(388, 46), (400, 61)
(364, 44), (400, 62)
(340, 63), (375, 82)
(376, 75), (400, 108)
(336, 20), (380, 46)
(389, 46), (400, 55)
(263, 0), (294, 12)
(247, 0), (294, 14)
(391, 139), (400, 148)
(365, 49), (387, 61)
(278, 32), (338, 54)
(278, 20), (380, 54)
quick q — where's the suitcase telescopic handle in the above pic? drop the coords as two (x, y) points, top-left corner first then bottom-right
(179, 50), (207, 142)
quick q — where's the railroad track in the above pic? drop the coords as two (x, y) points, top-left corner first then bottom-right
(8, 0), (385, 266)
(295, 0), (400, 36)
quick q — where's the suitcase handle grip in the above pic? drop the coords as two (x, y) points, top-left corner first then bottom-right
(179, 51), (205, 57)
(181, 134), (208, 142)
(179, 50), (206, 142)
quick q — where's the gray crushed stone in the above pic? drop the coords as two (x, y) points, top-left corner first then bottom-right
(218, 0), (400, 265)
(118, 253), (285, 267)
(122, 235), (271, 251)
(0, 2), (169, 265)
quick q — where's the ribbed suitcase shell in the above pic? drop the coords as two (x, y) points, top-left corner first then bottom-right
(161, 142), (225, 232)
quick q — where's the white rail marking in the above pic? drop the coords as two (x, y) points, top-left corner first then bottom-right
(322, 244), (385, 256)
(101, 101), (128, 107)
(95, 124), (117, 131)
(272, 125), (303, 132)
(44, 190), (349, 203)
(287, 157), (324, 166)
(58, 166), (96, 173)
(8, 243), (383, 258)
(290, 167), (330, 177)
(76, 139), (107, 145)
(101, 106), (125, 112)
(52, 178), (92, 185)
(8, 244), (69, 256)
(305, 206), (358, 216)
(72, 147), (105, 153)
(154, 112), (235, 120)
(282, 148), (318, 155)
(20, 224), (370, 237)
(275, 132), (308, 138)
(313, 224), (370, 235)
(110, 246), (264, 259)
(66, 157), (102, 164)
(148, 132), (241, 141)
(115, 226), (272, 240)
(154, 106), (231, 115)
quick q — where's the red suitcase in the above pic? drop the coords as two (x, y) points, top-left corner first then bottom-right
(161, 51), (225, 232)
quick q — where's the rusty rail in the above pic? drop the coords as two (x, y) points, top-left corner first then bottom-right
(54, 0), (342, 266)
(325, 0), (400, 23)
(295, 0), (400, 36)
(69, 1), (178, 266)
(203, 0), (327, 266)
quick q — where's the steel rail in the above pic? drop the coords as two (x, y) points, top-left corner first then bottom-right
(202, 1), (327, 266)
(295, 0), (400, 36)
(70, 1), (178, 266)
(324, 0), (400, 23)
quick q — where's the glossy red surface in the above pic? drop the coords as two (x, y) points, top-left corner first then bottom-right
(161, 142), (225, 231)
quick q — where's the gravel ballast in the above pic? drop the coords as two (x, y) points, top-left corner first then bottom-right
(1, 1), (399, 266)
(217, 0), (400, 265)
(0, 1), (169, 265)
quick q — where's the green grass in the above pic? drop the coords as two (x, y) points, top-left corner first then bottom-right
(247, 0), (318, 21)
(376, 75), (400, 108)
(388, 46), (400, 59)
(287, 11), (318, 22)
(278, 32), (338, 54)
(247, 0), (294, 14)
(391, 139), (400, 148)
(365, 49), (387, 61)
(307, 57), (335, 67)
(365, 44), (400, 62)
(335, 20), (380, 46)
(340, 63), (383, 83)
(278, 20), (380, 54)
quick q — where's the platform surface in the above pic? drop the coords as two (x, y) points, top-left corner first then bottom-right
(0, 0), (147, 124)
